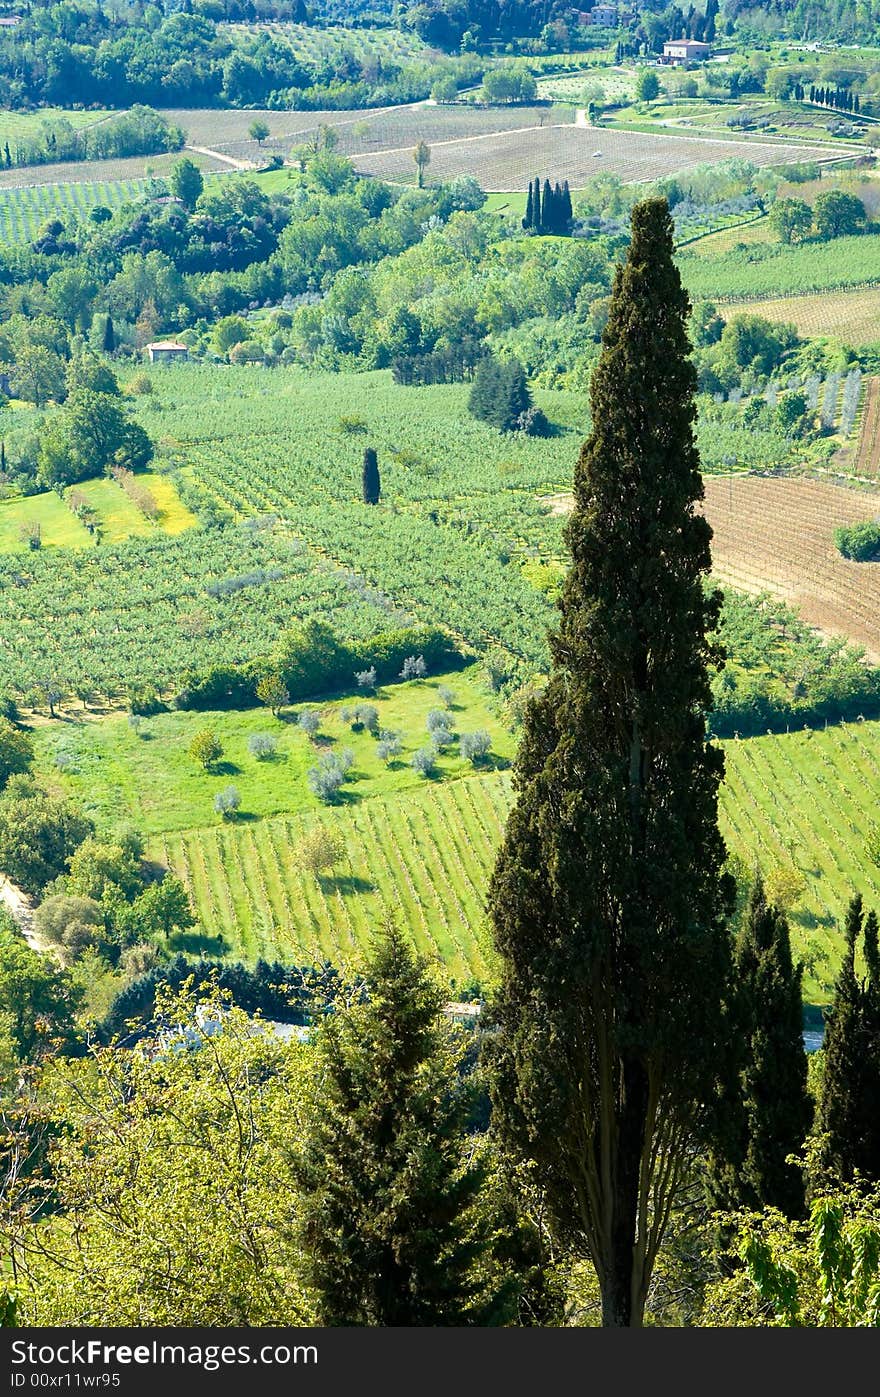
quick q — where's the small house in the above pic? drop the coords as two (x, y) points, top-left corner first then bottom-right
(145, 340), (189, 364)
(590, 4), (618, 25)
(662, 39), (710, 64)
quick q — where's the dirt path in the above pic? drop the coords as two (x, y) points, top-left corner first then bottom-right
(185, 144), (256, 170)
(0, 875), (44, 954)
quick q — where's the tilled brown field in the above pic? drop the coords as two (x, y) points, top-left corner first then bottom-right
(351, 122), (848, 189)
(702, 475), (880, 659)
(163, 102), (574, 166)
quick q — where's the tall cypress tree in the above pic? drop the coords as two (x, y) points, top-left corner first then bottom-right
(293, 923), (505, 1325)
(541, 178), (552, 234)
(534, 175), (542, 230)
(726, 877), (812, 1217)
(362, 446), (380, 505)
(487, 197), (734, 1328)
(102, 314), (116, 354)
(819, 895), (880, 1182)
(524, 180), (534, 230)
(562, 180), (573, 229)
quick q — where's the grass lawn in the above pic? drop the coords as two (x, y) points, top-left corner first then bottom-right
(0, 473), (196, 552)
(32, 668), (514, 838)
(146, 718), (880, 1002)
(0, 491), (90, 551)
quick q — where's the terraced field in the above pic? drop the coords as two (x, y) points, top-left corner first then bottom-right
(165, 102), (576, 167)
(152, 719), (880, 1002)
(0, 472), (196, 551)
(351, 122), (852, 189)
(727, 287), (880, 346)
(702, 476), (880, 660)
(854, 376), (880, 479)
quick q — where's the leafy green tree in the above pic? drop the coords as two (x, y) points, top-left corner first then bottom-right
(170, 156), (203, 211)
(413, 140), (431, 188)
(8, 988), (311, 1325)
(0, 779), (94, 897)
(33, 894), (104, 963)
(188, 729), (223, 770)
(124, 875), (196, 942)
(636, 68), (661, 102)
(255, 672), (289, 716)
(486, 197), (735, 1328)
(0, 719), (33, 791)
(702, 1186), (880, 1326)
(769, 197), (813, 245)
(66, 836), (142, 903)
(818, 895), (880, 1182)
(9, 346), (66, 407)
(38, 390), (153, 487)
(362, 446), (381, 505)
(299, 825), (344, 878)
(0, 930), (81, 1060)
(294, 922), (504, 1324)
(248, 119), (270, 146)
(814, 190), (866, 240)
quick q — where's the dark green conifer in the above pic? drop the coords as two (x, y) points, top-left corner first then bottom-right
(524, 180), (534, 230)
(486, 197), (734, 1327)
(728, 877), (812, 1217)
(819, 896), (880, 1181)
(562, 180), (573, 228)
(293, 923), (505, 1324)
(362, 445), (380, 505)
(102, 314), (116, 354)
(541, 178), (552, 233)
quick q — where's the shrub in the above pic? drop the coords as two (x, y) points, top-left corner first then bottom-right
(298, 710), (321, 739)
(411, 746), (437, 778)
(376, 731), (402, 763)
(835, 521), (880, 562)
(437, 685), (455, 709)
(337, 414), (367, 434)
(189, 729), (223, 769)
(299, 826), (344, 877)
(307, 753), (345, 802)
(400, 654), (427, 680)
(353, 704), (379, 734)
(460, 730), (492, 764)
(355, 666), (377, 691)
(214, 786), (240, 819)
(247, 733), (277, 760)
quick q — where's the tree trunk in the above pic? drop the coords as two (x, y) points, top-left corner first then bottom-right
(600, 1059), (649, 1327)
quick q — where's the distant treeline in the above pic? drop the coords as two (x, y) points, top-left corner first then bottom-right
(392, 337), (486, 386)
(3, 107), (184, 170)
(173, 620), (465, 711)
(100, 955), (347, 1042)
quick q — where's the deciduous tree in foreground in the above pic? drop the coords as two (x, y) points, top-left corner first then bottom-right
(487, 196), (735, 1327)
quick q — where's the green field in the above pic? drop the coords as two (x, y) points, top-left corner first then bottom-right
(680, 232), (880, 301)
(0, 176), (147, 242)
(32, 680), (880, 1000)
(0, 472), (196, 552)
(33, 669), (513, 836)
(0, 365), (828, 700)
(140, 718), (880, 1001)
(0, 108), (115, 139)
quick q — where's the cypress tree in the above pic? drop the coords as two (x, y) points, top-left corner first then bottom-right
(541, 178), (552, 234)
(728, 878), (812, 1217)
(562, 180), (573, 229)
(486, 197), (734, 1328)
(102, 314), (116, 354)
(293, 923), (505, 1324)
(819, 896), (880, 1181)
(524, 180), (534, 230)
(362, 446), (380, 505)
